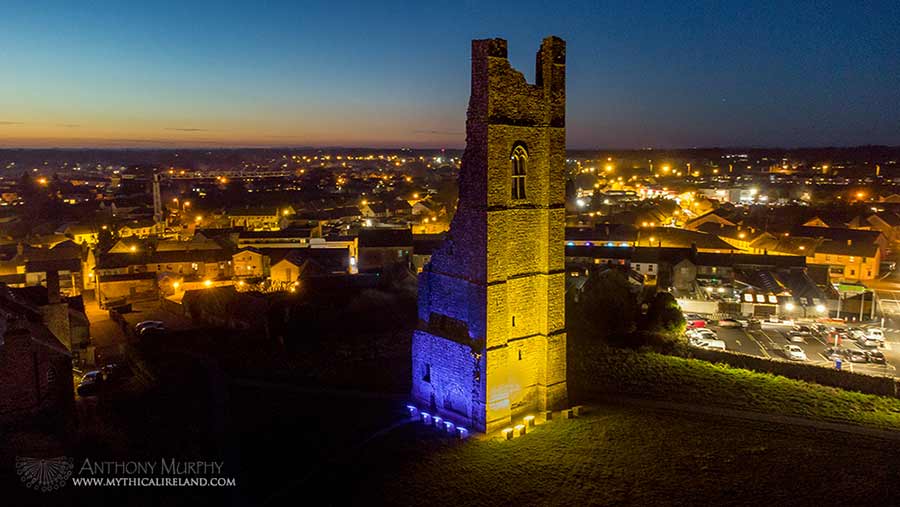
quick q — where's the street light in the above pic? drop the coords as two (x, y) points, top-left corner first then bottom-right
(785, 302), (795, 312)
(815, 304), (826, 313)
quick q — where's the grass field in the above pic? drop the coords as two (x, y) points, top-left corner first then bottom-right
(339, 404), (900, 506)
(11, 338), (900, 506)
(570, 345), (900, 430)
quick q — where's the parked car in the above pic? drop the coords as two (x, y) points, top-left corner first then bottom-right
(786, 331), (807, 343)
(685, 314), (707, 328)
(866, 350), (887, 364)
(100, 362), (132, 381)
(792, 325), (813, 336)
(139, 324), (166, 337)
(783, 345), (807, 361)
(845, 349), (869, 363)
(865, 327), (885, 342)
(693, 338), (727, 351)
(856, 339), (878, 350)
(718, 318), (742, 328)
(848, 328), (866, 340)
(77, 370), (101, 396)
(823, 347), (844, 361)
(690, 328), (717, 339)
(134, 320), (165, 333)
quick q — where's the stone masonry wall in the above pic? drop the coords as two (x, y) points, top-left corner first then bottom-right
(412, 36), (568, 432)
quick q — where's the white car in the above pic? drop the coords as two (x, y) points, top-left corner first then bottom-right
(848, 328), (866, 340)
(692, 328), (717, 339)
(783, 344), (807, 361)
(865, 328), (884, 341)
(694, 339), (727, 351)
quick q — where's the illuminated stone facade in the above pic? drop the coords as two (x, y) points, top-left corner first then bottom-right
(412, 36), (567, 432)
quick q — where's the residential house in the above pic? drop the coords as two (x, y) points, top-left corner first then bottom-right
(695, 223), (772, 253)
(236, 227), (319, 250)
(0, 241), (86, 295)
(270, 248), (351, 283)
(385, 199), (412, 217)
(789, 226), (883, 281)
(566, 224), (737, 252)
(858, 212), (900, 242)
(118, 218), (160, 238)
(358, 201), (387, 218)
(56, 223), (100, 246)
(0, 284), (74, 425)
(684, 208), (738, 230)
(411, 234), (445, 273)
(232, 247), (270, 278)
(10, 285), (91, 354)
(227, 207), (286, 231)
(357, 228), (413, 273)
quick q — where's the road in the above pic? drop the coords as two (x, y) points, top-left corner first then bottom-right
(85, 299), (196, 366)
(85, 300), (127, 366)
(705, 322), (899, 378)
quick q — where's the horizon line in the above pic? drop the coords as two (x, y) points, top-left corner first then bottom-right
(1, 144), (899, 152)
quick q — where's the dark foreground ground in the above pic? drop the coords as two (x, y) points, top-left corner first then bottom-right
(350, 404), (900, 507)
(6, 385), (899, 506)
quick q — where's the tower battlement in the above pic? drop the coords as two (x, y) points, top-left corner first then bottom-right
(412, 36), (568, 433)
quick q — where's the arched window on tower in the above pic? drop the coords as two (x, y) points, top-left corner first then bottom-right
(510, 145), (527, 200)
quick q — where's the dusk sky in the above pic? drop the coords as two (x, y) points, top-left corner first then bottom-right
(2, 0), (898, 149)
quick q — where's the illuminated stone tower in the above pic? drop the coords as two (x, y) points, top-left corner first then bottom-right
(412, 36), (567, 432)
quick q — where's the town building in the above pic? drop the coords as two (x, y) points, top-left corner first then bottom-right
(0, 284), (74, 425)
(357, 228), (413, 273)
(227, 207), (289, 231)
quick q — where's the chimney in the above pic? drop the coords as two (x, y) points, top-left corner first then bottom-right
(46, 270), (61, 304)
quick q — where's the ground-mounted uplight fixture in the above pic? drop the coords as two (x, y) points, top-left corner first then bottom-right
(502, 428), (514, 440)
(524, 415), (535, 428)
(514, 424), (526, 437)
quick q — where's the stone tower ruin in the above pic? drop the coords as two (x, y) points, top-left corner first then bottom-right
(412, 36), (567, 432)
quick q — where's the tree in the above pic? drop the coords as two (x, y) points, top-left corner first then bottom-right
(567, 267), (639, 346)
(641, 291), (686, 341)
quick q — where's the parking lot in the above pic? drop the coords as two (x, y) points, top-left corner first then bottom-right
(694, 319), (899, 378)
